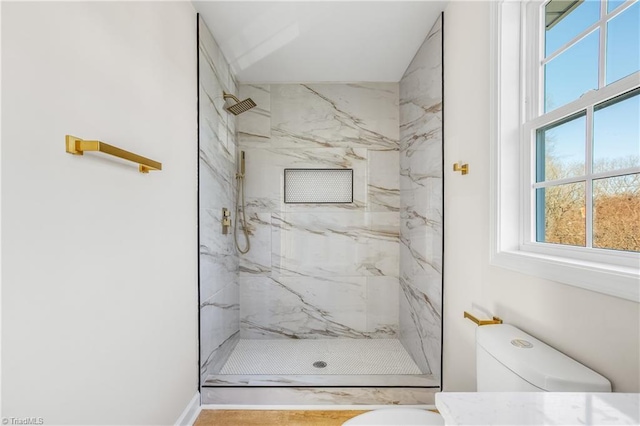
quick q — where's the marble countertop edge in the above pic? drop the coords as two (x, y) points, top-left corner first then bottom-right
(435, 392), (640, 426)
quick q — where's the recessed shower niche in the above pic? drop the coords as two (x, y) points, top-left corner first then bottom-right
(197, 14), (444, 404)
(284, 169), (354, 204)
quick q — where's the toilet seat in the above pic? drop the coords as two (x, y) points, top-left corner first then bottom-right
(342, 408), (444, 425)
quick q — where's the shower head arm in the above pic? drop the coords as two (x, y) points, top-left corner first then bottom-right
(223, 92), (241, 104)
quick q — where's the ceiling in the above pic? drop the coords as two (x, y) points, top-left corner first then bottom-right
(193, 1), (447, 83)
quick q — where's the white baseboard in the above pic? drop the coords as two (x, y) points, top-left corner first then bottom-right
(175, 391), (201, 426)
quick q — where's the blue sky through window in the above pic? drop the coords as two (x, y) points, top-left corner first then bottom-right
(545, 31), (599, 112)
(606, 2), (640, 84)
(594, 91), (640, 171)
(543, 0), (639, 170)
(545, 0), (599, 56)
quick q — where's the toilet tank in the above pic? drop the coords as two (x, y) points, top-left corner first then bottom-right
(476, 324), (611, 392)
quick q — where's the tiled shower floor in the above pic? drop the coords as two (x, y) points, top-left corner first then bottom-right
(204, 339), (439, 387)
(221, 339), (421, 375)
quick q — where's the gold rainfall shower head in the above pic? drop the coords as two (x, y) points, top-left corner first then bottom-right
(223, 92), (257, 115)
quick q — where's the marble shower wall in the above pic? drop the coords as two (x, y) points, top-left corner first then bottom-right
(237, 83), (401, 340)
(198, 17), (240, 382)
(399, 15), (444, 378)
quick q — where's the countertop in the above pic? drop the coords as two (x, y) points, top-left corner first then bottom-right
(435, 392), (640, 425)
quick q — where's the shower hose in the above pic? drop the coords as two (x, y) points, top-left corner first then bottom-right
(234, 173), (250, 254)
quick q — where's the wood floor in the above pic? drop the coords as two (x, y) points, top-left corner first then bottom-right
(194, 410), (369, 426)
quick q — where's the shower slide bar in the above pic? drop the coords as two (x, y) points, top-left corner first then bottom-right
(65, 135), (162, 173)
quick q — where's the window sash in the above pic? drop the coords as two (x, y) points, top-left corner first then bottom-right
(528, 71), (640, 131)
(541, 0), (635, 65)
(534, 0), (639, 117)
(521, 0), (640, 266)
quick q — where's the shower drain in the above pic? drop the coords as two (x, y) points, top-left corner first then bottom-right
(313, 361), (327, 368)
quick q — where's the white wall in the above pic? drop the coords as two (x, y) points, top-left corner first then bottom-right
(443, 1), (640, 392)
(1, 2), (198, 424)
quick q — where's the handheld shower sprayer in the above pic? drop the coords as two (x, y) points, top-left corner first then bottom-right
(234, 150), (250, 254)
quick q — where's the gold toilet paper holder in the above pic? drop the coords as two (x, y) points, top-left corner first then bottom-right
(464, 311), (503, 326)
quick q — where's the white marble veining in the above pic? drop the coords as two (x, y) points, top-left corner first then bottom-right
(369, 150), (401, 212)
(200, 332), (239, 379)
(204, 373), (438, 388)
(399, 279), (434, 376)
(272, 211), (399, 278)
(238, 211), (272, 275)
(399, 14), (443, 378)
(202, 387), (437, 405)
(240, 275), (368, 339)
(435, 392), (640, 426)
(200, 252), (237, 303)
(198, 16), (240, 382)
(240, 275), (400, 339)
(242, 146), (369, 213)
(199, 127), (236, 211)
(200, 282), (239, 369)
(242, 83), (399, 150)
(238, 84), (271, 141)
(236, 83), (401, 341)
(367, 276), (400, 335)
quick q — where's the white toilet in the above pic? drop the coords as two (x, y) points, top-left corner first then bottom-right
(344, 323), (611, 425)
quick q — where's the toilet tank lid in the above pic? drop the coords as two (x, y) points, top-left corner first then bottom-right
(476, 324), (611, 392)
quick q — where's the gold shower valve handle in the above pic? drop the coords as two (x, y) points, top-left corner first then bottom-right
(453, 162), (469, 175)
(222, 208), (231, 234)
(464, 311), (503, 326)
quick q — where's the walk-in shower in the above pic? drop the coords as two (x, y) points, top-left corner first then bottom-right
(197, 13), (444, 404)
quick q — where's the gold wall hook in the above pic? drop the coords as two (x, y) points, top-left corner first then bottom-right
(464, 311), (503, 326)
(65, 135), (161, 173)
(453, 163), (469, 175)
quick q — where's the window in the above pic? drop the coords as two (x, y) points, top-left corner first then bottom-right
(524, 0), (640, 261)
(489, 0), (640, 302)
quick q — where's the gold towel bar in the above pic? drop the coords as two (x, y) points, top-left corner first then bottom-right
(65, 135), (162, 173)
(464, 311), (503, 326)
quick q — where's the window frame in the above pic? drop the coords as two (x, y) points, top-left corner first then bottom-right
(489, 0), (640, 303)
